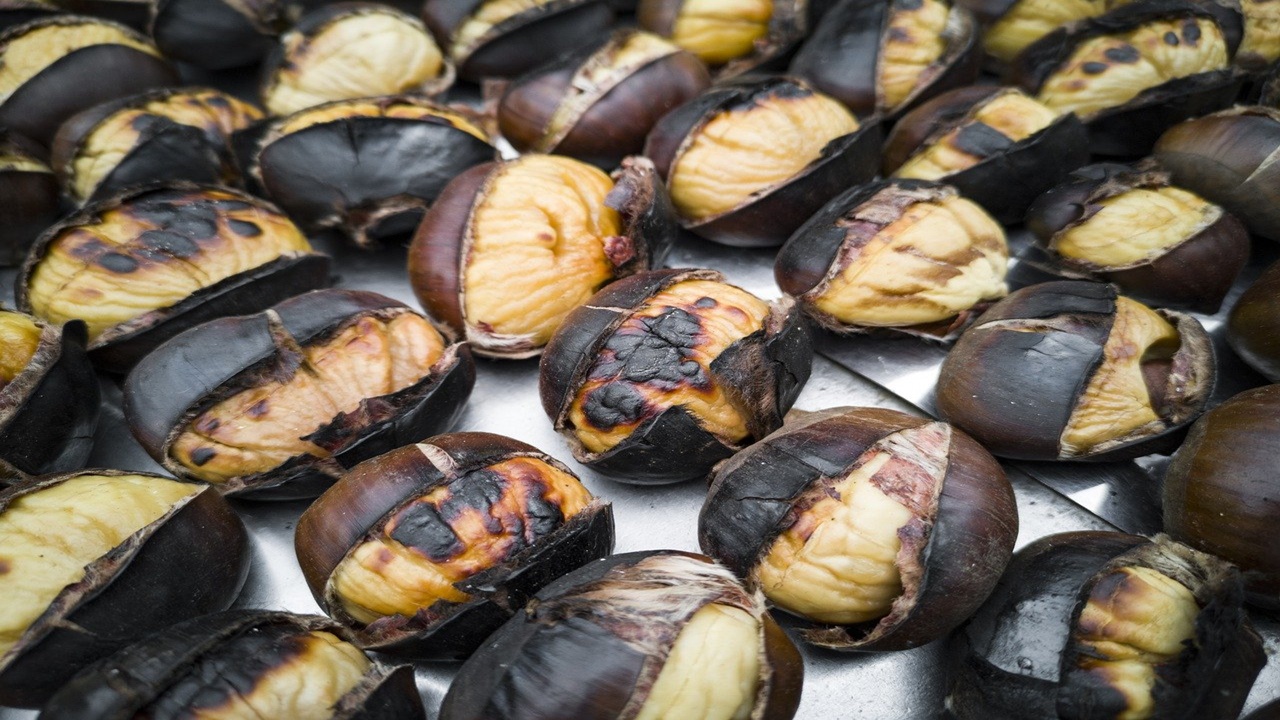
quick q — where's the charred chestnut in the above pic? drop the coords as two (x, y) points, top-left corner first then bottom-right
(700, 406), (1016, 651)
(41, 610), (425, 719)
(150, 0), (282, 70)
(0, 130), (58, 266)
(1026, 161), (1249, 312)
(295, 432), (613, 659)
(439, 550), (803, 720)
(17, 184), (331, 373)
(956, 0), (1108, 66)
(1229, 258), (1280, 381)
(775, 180), (1008, 338)
(948, 531), (1265, 719)
(497, 29), (710, 168)
(124, 289), (475, 500)
(644, 76), (881, 247)
(539, 268), (812, 483)
(936, 280), (1215, 461)
(636, 0), (804, 74)
(408, 154), (676, 358)
(0, 470), (248, 707)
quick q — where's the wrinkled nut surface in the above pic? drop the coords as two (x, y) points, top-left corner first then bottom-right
(879, 0), (953, 110)
(976, 0), (1108, 63)
(1052, 185), (1218, 268)
(893, 89), (1057, 179)
(0, 19), (159, 103)
(656, 0), (772, 64)
(1238, 0), (1280, 65)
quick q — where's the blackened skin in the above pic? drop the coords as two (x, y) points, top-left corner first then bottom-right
(953, 122), (1015, 157)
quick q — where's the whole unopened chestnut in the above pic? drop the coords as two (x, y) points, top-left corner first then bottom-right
(124, 289), (474, 500)
(948, 531), (1264, 720)
(0, 130), (58, 265)
(1026, 161), (1249, 312)
(700, 406), (1016, 651)
(1229, 258), (1280, 381)
(937, 280), (1215, 461)
(636, 0), (805, 73)
(295, 432), (614, 659)
(439, 550), (804, 720)
(956, 0), (1108, 66)
(539, 268), (813, 483)
(41, 610), (425, 719)
(0, 469), (248, 707)
(150, 0), (282, 69)
(409, 154), (676, 359)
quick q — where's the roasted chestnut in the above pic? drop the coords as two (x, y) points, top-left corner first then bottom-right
(0, 129), (58, 265)
(408, 154), (676, 358)
(539, 268), (813, 483)
(700, 406), (1016, 651)
(635, 0), (804, 74)
(956, 0), (1108, 66)
(295, 432), (613, 659)
(775, 180), (1008, 338)
(439, 550), (803, 720)
(260, 3), (450, 117)
(124, 289), (475, 500)
(249, 95), (496, 247)
(497, 29), (710, 168)
(1026, 161), (1249, 312)
(883, 86), (1090, 223)
(936, 280), (1215, 461)
(16, 183), (331, 373)
(40, 610), (425, 719)
(644, 75), (882, 247)
(150, 0), (282, 69)
(948, 531), (1265, 719)
(0, 469), (249, 707)
(51, 87), (264, 206)
(0, 16), (178, 148)
(1229, 258), (1280, 381)
(1164, 385), (1280, 609)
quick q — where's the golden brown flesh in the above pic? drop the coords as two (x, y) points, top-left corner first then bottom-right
(0, 312), (40, 386)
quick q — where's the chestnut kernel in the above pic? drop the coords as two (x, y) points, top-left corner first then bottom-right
(1228, 258), (1280, 381)
(1236, 0), (1280, 67)
(1247, 700), (1280, 720)
(0, 129), (58, 266)
(150, 0), (283, 70)
(635, 0), (804, 74)
(956, 0), (1108, 66)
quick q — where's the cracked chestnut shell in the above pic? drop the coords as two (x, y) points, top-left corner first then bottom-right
(16, 183), (332, 373)
(539, 268), (813, 483)
(956, 0), (1108, 66)
(636, 0), (806, 76)
(408, 154), (677, 359)
(1229, 258), (1280, 381)
(439, 550), (804, 720)
(0, 130), (57, 266)
(700, 406), (1016, 652)
(249, 95), (495, 247)
(41, 610), (426, 719)
(0, 469), (249, 707)
(150, 0), (283, 69)
(1164, 385), (1280, 609)
(123, 289), (475, 500)
(936, 280), (1216, 461)
(775, 180), (1008, 339)
(883, 85), (1090, 223)
(644, 75), (882, 247)
(948, 531), (1265, 720)
(295, 432), (614, 660)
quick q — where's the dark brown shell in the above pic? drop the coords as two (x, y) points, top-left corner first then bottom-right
(149, 0), (282, 69)
(0, 130), (58, 266)
(1229, 258), (1280, 382)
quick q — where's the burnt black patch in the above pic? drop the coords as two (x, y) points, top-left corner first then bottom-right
(593, 309), (708, 387)
(896, 0), (923, 8)
(390, 470), (510, 563)
(98, 251), (139, 273)
(205, 95), (230, 108)
(140, 230), (201, 258)
(1183, 19), (1201, 44)
(581, 382), (649, 428)
(953, 121), (1015, 157)
(694, 296), (717, 308)
(68, 237), (109, 260)
(1082, 62), (1109, 75)
(130, 199), (181, 226)
(1164, 31), (1180, 46)
(165, 216), (219, 241)
(1104, 45), (1140, 63)
(888, 27), (911, 43)
(247, 400), (269, 418)
(229, 219), (262, 237)
(523, 488), (565, 537)
(190, 447), (216, 466)
(211, 199), (254, 212)
(130, 114), (166, 134)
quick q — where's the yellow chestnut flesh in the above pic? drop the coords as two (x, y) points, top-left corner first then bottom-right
(1240, 0), (1280, 63)
(879, 0), (952, 111)
(0, 312), (40, 386)
(0, 155), (48, 173)
(1054, 186), (1219, 268)
(452, 0), (553, 60)
(0, 22), (159, 103)
(634, 603), (762, 720)
(895, 91), (1058, 179)
(276, 100), (488, 141)
(669, 0), (772, 65)
(984, 0), (1108, 63)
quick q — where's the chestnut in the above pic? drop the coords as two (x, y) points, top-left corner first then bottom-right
(539, 268), (813, 483)
(1164, 385), (1280, 609)
(635, 0), (804, 74)
(1025, 161), (1249, 313)
(0, 16), (178, 149)
(439, 550), (803, 720)
(789, 0), (981, 119)
(700, 406), (1017, 651)
(408, 154), (676, 358)
(936, 280), (1215, 461)
(16, 183), (332, 373)
(150, 0), (283, 69)
(0, 129), (58, 265)
(948, 531), (1265, 719)
(260, 3), (451, 117)
(123, 289), (475, 500)
(775, 180), (1009, 339)
(956, 0), (1108, 66)
(1229, 258), (1280, 381)
(883, 86), (1090, 223)
(497, 29), (711, 168)
(0, 469), (249, 707)
(249, 95), (496, 247)
(40, 610), (426, 719)
(643, 75), (882, 247)
(0, 312), (98, 482)
(295, 432), (614, 659)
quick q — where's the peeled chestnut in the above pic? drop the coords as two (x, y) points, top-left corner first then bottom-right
(937, 280), (1215, 461)
(776, 180), (1007, 339)
(956, 0), (1108, 66)
(948, 531), (1265, 719)
(408, 154), (676, 359)
(497, 29), (710, 168)
(295, 432), (614, 659)
(700, 406), (1017, 651)
(16, 183), (331, 373)
(150, 0), (282, 69)
(0, 469), (249, 707)
(539, 268), (813, 483)
(124, 289), (475, 500)
(41, 610), (425, 719)
(1026, 161), (1249, 312)
(635, 0), (804, 74)
(0, 129), (58, 265)
(440, 550), (803, 720)
(644, 75), (882, 247)
(1229, 258), (1280, 381)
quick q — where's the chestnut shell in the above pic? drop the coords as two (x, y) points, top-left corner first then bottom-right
(0, 130), (58, 266)
(149, 0), (281, 69)
(636, 0), (808, 78)
(1228, 258), (1280, 382)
